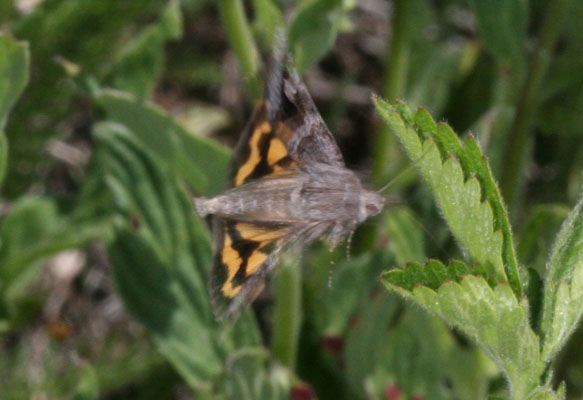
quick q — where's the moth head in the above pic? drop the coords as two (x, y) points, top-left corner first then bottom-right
(360, 190), (385, 221)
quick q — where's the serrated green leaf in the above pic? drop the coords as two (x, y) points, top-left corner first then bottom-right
(540, 194), (583, 361)
(470, 0), (528, 68)
(375, 98), (521, 297)
(525, 386), (565, 400)
(384, 259), (473, 293)
(95, 89), (230, 196)
(383, 271), (544, 399)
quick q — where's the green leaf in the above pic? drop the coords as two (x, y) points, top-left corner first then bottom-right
(289, 0), (348, 72)
(93, 121), (263, 391)
(540, 194), (583, 361)
(384, 207), (425, 265)
(159, 0), (183, 40)
(252, 0), (284, 49)
(518, 205), (569, 276)
(95, 89), (230, 196)
(373, 310), (492, 400)
(535, 2), (583, 138)
(0, 197), (109, 331)
(470, 0), (528, 68)
(375, 98), (521, 297)
(226, 352), (291, 400)
(384, 259), (474, 292)
(72, 364), (99, 400)
(105, 0), (183, 99)
(0, 36), (29, 131)
(95, 121), (221, 387)
(6, 0), (170, 196)
(0, 36), (29, 186)
(311, 255), (373, 335)
(344, 291), (400, 394)
(525, 386), (565, 400)
(217, 0), (262, 100)
(406, 42), (464, 115)
(383, 267), (544, 400)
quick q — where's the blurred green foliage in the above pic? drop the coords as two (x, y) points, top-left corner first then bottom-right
(0, 0), (582, 399)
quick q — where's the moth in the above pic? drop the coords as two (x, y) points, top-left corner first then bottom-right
(195, 55), (385, 321)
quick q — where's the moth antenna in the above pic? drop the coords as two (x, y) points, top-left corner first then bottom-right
(393, 207), (452, 261)
(377, 146), (433, 193)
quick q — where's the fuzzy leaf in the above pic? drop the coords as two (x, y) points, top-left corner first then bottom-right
(93, 122), (265, 391)
(383, 267), (544, 400)
(525, 386), (565, 400)
(540, 194), (583, 361)
(95, 89), (230, 196)
(385, 259), (471, 292)
(375, 98), (521, 297)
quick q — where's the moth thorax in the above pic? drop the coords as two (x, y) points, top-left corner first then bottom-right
(359, 190), (385, 222)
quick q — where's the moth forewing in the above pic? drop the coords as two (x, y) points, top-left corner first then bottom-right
(194, 53), (386, 321)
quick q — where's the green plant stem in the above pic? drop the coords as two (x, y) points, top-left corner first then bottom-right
(499, 0), (570, 211)
(217, 0), (262, 101)
(357, 0), (414, 254)
(272, 260), (302, 369)
(0, 134), (8, 186)
(373, 0), (413, 184)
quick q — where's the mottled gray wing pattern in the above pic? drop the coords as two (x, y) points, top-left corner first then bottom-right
(208, 54), (344, 321)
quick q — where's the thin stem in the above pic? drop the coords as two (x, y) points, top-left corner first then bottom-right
(499, 0), (570, 210)
(271, 260), (302, 369)
(358, 0), (414, 254)
(217, 0), (262, 101)
(373, 0), (413, 184)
